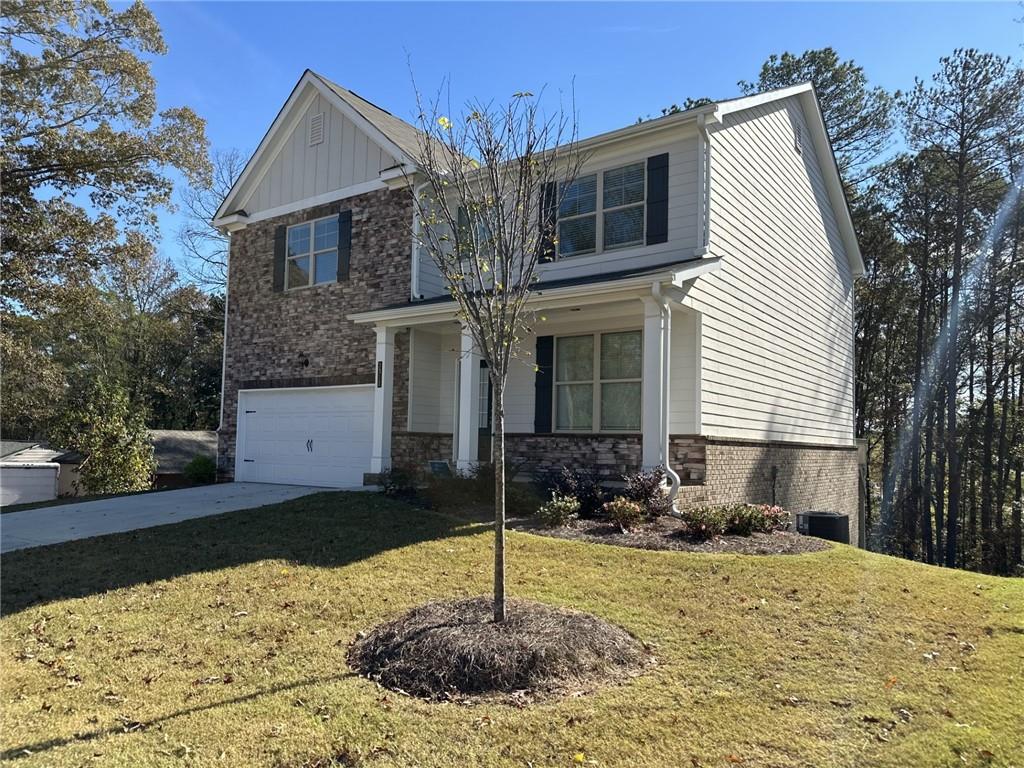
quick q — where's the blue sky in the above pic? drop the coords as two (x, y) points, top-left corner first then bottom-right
(144, 1), (1022, 275)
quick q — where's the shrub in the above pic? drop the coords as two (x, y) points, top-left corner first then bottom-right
(621, 467), (672, 517)
(538, 466), (606, 518)
(603, 496), (644, 532)
(49, 380), (155, 495)
(679, 503), (791, 539)
(378, 466), (419, 498)
(505, 482), (543, 517)
(536, 493), (580, 527)
(183, 454), (216, 485)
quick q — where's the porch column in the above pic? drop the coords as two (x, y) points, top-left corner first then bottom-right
(641, 297), (669, 469)
(370, 324), (397, 474)
(455, 325), (481, 471)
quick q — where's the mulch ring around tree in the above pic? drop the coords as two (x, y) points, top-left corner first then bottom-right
(511, 515), (834, 555)
(348, 597), (653, 704)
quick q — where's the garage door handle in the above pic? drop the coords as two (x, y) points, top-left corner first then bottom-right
(306, 439), (313, 453)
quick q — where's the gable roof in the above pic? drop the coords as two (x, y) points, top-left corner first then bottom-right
(215, 75), (862, 276)
(311, 72), (426, 163)
(214, 69), (425, 224)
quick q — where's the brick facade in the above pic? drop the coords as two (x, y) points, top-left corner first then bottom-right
(218, 187), (412, 475)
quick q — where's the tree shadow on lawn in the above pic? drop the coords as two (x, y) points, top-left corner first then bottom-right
(0, 672), (359, 762)
(1, 491), (484, 615)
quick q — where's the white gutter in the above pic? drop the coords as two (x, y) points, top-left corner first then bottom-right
(651, 282), (681, 500)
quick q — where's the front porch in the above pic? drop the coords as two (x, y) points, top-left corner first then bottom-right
(349, 261), (714, 486)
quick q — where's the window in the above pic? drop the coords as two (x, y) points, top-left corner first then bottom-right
(557, 162), (645, 258)
(286, 216), (338, 289)
(554, 330), (642, 431)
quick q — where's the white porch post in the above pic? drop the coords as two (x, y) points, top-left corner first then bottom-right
(370, 324), (397, 474)
(641, 297), (669, 469)
(455, 326), (481, 471)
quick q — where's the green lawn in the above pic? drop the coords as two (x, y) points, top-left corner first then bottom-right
(1, 492), (1021, 767)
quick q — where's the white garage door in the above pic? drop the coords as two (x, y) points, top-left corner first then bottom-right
(235, 385), (373, 487)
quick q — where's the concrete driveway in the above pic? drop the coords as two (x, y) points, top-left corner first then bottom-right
(1, 483), (341, 553)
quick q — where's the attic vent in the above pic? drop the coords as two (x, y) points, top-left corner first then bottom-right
(309, 112), (325, 146)
(794, 124), (803, 155)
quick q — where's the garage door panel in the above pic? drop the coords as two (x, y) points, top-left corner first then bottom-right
(236, 386), (373, 488)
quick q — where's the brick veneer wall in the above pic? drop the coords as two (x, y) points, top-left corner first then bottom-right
(505, 434), (642, 480)
(218, 188), (412, 475)
(675, 439), (860, 544)
(391, 432), (454, 469)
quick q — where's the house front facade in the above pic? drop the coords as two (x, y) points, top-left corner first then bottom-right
(215, 71), (864, 543)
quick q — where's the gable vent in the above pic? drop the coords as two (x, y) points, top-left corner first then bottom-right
(309, 112), (325, 146)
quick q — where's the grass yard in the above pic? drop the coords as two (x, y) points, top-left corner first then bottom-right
(1, 492), (1022, 767)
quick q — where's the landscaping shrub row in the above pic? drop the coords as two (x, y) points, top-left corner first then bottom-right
(377, 463), (791, 539)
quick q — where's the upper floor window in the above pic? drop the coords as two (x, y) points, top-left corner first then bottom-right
(557, 162), (646, 258)
(286, 216), (338, 289)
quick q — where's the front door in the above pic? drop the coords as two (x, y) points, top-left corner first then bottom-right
(478, 360), (493, 462)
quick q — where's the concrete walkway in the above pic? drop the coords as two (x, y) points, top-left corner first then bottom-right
(1, 483), (341, 553)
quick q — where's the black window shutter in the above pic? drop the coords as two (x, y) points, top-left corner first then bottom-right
(534, 335), (554, 433)
(337, 210), (352, 281)
(538, 182), (557, 263)
(272, 225), (286, 292)
(646, 153), (669, 245)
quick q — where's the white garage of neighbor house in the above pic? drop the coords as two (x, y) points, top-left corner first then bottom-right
(0, 441), (83, 506)
(234, 385), (373, 487)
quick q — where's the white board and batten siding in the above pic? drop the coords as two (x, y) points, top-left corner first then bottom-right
(240, 91), (398, 220)
(687, 96), (856, 447)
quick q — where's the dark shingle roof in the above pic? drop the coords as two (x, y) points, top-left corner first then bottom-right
(148, 430), (218, 474)
(1, 440), (38, 458)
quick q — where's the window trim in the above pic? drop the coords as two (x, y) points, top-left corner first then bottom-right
(553, 329), (643, 433)
(285, 214), (339, 290)
(556, 161), (647, 259)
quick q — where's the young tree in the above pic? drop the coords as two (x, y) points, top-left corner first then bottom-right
(409, 88), (583, 621)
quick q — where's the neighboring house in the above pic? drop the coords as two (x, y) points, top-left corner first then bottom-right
(214, 70), (864, 542)
(149, 430), (218, 487)
(0, 441), (83, 504)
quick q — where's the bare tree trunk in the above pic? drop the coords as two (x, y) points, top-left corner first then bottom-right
(981, 260), (997, 571)
(945, 151), (967, 570)
(492, 380), (506, 623)
(923, 394), (935, 563)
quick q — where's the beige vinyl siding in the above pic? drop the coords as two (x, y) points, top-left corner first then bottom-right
(668, 309), (699, 434)
(242, 93), (398, 217)
(687, 96), (855, 446)
(407, 329), (457, 433)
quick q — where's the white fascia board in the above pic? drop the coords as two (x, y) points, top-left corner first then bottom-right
(214, 178), (386, 230)
(347, 257), (722, 327)
(714, 83), (813, 119)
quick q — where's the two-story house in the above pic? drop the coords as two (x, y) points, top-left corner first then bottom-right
(214, 70), (863, 542)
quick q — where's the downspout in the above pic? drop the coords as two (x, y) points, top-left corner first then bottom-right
(694, 112), (714, 258)
(409, 181), (428, 300)
(652, 282), (681, 500)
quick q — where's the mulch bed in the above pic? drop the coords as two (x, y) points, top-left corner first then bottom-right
(512, 515), (833, 555)
(348, 596), (652, 703)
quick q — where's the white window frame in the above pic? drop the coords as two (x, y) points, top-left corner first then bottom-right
(556, 161), (646, 259)
(285, 214), (338, 290)
(553, 329), (643, 433)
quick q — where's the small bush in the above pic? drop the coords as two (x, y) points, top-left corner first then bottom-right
(378, 466), (419, 498)
(183, 454), (216, 485)
(536, 493), (580, 527)
(679, 503), (791, 539)
(621, 467), (672, 517)
(603, 496), (644, 532)
(538, 467), (606, 518)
